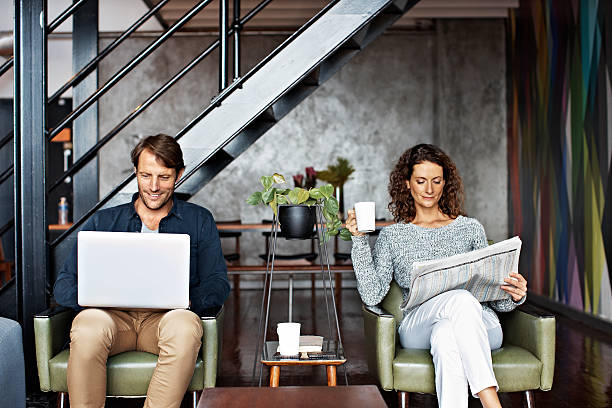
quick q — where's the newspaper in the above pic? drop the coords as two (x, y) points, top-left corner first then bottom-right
(400, 236), (522, 311)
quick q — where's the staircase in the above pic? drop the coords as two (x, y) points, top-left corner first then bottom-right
(51, 0), (419, 269)
(4, 0), (420, 333)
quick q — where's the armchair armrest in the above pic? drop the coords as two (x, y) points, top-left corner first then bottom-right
(362, 303), (396, 391)
(200, 305), (224, 388)
(500, 303), (556, 391)
(33, 306), (76, 392)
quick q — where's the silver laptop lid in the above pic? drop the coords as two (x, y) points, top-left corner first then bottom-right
(77, 231), (190, 309)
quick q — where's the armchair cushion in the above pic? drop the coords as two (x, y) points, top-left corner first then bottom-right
(363, 282), (556, 395)
(393, 348), (435, 393)
(47, 349), (205, 396)
(490, 346), (542, 392)
(35, 306), (224, 396)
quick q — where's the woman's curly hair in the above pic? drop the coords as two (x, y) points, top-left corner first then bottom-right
(388, 144), (466, 223)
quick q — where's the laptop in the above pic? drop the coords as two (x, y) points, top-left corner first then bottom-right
(77, 231), (190, 309)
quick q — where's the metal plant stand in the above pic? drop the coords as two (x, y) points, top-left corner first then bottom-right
(251, 205), (347, 386)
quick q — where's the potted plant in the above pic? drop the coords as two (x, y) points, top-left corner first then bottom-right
(246, 173), (352, 243)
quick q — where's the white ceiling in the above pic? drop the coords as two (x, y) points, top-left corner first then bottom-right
(0, 0), (162, 33)
(0, 0), (519, 33)
(0, 0), (518, 98)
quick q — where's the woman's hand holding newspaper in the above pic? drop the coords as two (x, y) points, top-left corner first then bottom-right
(500, 272), (527, 302)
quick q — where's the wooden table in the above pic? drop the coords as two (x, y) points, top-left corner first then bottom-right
(196, 385), (386, 408)
(261, 340), (346, 387)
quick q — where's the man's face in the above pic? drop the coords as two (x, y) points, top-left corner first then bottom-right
(135, 149), (183, 212)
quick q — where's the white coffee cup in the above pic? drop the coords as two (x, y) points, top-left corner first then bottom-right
(354, 201), (376, 233)
(277, 322), (301, 356)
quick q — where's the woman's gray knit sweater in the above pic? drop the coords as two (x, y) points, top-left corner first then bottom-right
(350, 215), (523, 317)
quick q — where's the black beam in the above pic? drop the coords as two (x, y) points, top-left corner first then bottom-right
(142, 0), (169, 30)
(14, 0), (49, 390)
(219, 0), (229, 92)
(233, 0), (241, 80)
(72, 0), (99, 220)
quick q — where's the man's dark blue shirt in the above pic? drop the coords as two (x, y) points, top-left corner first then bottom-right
(53, 194), (230, 315)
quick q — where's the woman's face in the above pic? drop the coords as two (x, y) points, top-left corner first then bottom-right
(406, 161), (445, 211)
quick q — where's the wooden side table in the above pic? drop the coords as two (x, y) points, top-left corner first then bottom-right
(252, 208), (348, 387)
(261, 340), (346, 387)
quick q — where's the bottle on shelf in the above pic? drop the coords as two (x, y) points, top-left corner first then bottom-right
(58, 197), (69, 225)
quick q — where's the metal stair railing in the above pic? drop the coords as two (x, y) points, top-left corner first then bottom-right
(47, 0), (275, 194)
(47, 0), (215, 140)
(49, 0), (340, 249)
(0, 0), (171, 193)
(7, 0), (282, 249)
(48, 0), (171, 104)
(0, 56), (13, 77)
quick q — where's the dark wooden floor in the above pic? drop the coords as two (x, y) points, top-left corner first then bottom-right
(32, 286), (612, 407)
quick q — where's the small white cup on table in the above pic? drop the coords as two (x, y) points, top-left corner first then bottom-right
(354, 201), (376, 233)
(277, 322), (301, 356)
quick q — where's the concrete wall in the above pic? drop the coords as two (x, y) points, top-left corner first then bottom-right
(98, 20), (507, 266)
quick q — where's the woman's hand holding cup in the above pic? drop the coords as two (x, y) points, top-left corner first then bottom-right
(346, 209), (366, 237)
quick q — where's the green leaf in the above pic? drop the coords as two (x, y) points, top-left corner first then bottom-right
(287, 190), (299, 204)
(246, 191), (263, 206)
(277, 195), (288, 205)
(339, 228), (352, 241)
(324, 196), (339, 215)
(296, 188), (310, 204)
(261, 176), (273, 190)
(327, 227), (339, 236)
(332, 219), (342, 229)
(272, 173), (286, 184)
(262, 188), (276, 204)
(320, 184), (334, 198)
(309, 188), (324, 200)
(304, 199), (316, 206)
(322, 208), (334, 222)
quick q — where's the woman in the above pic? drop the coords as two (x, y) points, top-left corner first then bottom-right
(346, 144), (527, 408)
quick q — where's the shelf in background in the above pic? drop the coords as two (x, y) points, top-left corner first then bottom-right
(49, 223), (72, 231)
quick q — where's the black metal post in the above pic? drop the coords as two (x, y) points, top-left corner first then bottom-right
(219, 0), (229, 91)
(14, 0), (49, 389)
(232, 0), (241, 80)
(72, 0), (99, 220)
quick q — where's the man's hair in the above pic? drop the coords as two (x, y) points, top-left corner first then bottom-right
(131, 134), (185, 174)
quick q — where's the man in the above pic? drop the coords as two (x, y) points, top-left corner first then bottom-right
(54, 134), (230, 408)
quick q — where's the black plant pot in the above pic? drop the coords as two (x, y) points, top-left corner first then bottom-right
(278, 205), (316, 239)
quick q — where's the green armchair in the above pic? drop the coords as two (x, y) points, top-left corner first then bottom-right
(362, 282), (555, 407)
(34, 305), (225, 408)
